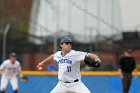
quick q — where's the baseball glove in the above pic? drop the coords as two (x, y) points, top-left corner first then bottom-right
(84, 56), (101, 68)
(20, 75), (28, 82)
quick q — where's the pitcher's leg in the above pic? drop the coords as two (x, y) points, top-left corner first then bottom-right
(50, 81), (69, 93)
(71, 81), (91, 93)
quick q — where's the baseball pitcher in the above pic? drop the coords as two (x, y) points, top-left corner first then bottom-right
(37, 37), (101, 93)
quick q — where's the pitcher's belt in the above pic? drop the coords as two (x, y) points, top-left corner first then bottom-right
(60, 79), (79, 83)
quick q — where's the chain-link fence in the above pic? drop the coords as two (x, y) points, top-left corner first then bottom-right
(0, 0), (140, 71)
(1, 27), (140, 71)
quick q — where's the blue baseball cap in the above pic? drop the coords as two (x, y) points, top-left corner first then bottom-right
(60, 37), (72, 44)
(9, 52), (16, 57)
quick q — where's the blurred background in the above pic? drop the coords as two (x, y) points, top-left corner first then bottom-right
(0, 0), (140, 71)
(1, 0), (140, 93)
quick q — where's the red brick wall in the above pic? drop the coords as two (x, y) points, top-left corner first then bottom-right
(133, 49), (140, 65)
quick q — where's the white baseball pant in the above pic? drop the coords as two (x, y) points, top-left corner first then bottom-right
(0, 75), (18, 91)
(50, 80), (91, 93)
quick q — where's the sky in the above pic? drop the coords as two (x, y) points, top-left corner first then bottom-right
(119, 0), (140, 31)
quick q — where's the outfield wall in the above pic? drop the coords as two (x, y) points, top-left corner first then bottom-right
(0, 71), (140, 93)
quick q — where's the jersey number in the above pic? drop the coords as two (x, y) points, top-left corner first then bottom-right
(67, 66), (71, 72)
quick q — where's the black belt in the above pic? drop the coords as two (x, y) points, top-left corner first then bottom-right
(64, 79), (79, 83)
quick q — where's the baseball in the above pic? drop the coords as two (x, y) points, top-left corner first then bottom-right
(38, 67), (43, 70)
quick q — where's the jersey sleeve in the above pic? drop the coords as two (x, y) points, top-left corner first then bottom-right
(0, 61), (6, 70)
(53, 51), (61, 62)
(74, 51), (88, 62)
(17, 61), (22, 71)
